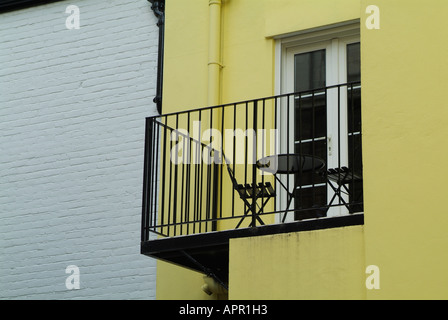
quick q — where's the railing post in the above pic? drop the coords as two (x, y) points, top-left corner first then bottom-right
(211, 156), (219, 231)
(251, 100), (258, 227)
(141, 117), (153, 242)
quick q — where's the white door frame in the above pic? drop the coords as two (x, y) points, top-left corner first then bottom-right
(274, 23), (360, 222)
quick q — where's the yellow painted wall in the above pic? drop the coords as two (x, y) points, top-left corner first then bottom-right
(157, 0), (448, 300)
(265, 0), (360, 38)
(220, 0), (274, 103)
(156, 261), (217, 300)
(163, 0), (362, 111)
(361, 0), (448, 299)
(163, 0), (209, 114)
(229, 226), (366, 299)
(158, 0), (365, 300)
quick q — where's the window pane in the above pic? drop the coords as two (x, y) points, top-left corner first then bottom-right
(294, 185), (327, 220)
(294, 50), (326, 92)
(293, 50), (327, 219)
(295, 92), (326, 141)
(347, 42), (363, 213)
(347, 42), (360, 83)
(347, 86), (361, 134)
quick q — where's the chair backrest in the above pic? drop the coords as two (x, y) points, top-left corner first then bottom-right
(326, 167), (362, 184)
(222, 153), (275, 200)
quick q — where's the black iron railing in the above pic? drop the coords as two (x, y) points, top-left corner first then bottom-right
(141, 82), (363, 240)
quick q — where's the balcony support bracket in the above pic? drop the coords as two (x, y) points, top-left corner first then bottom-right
(180, 250), (229, 291)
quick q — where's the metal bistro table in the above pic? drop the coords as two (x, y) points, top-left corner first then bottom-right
(256, 153), (326, 222)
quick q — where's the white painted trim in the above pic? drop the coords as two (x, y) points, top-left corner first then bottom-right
(274, 22), (360, 222)
(272, 19), (360, 42)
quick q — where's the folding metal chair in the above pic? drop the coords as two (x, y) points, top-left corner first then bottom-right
(223, 156), (276, 228)
(325, 166), (363, 213)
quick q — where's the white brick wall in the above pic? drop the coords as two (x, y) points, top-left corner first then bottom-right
(0, 0), (159, 299)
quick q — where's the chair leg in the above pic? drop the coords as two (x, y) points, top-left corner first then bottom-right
(327, 179), (351, 211)
(326, 179), (340, 207)
(235, 196), (270, 228)
(248, 215), (265, 227)
(281, 193), (294, 223)
(235, 205), (253, 229)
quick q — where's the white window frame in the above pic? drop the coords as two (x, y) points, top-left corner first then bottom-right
(274, 21), (360, 223)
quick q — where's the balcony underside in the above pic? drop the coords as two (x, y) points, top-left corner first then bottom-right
(141, 214), (364, 285)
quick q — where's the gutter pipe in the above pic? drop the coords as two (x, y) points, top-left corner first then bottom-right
(208, 0), (223, 107)
(148, 0), (165, 114)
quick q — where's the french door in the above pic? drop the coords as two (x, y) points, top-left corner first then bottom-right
(279, 35), (362, 221)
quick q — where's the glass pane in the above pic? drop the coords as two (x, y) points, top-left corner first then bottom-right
(294, 140), (327, 185)
(347, 42), (363, 213)
(294, 50), (326, 92)
(295, 92), (326, 141)
(347, 42), (360, 83)
(294, 185), (327, 220)
(347, 86), (361, 134)
(293, 49), (327, 219)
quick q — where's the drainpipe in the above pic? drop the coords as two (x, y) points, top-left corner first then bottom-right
(208, 0), (223, 233)
(148, 0), (165, 114)
(208, 0), (222, 107)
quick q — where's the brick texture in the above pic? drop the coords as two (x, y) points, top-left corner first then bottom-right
(0, 0), (158, 299)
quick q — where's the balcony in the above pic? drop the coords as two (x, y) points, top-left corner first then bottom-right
(141, 82), (364, 287)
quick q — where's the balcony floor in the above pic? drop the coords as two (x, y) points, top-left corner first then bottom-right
(141, 214), (364, 286)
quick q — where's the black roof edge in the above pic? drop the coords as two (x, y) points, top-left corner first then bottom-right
(0, 0), (65, 13)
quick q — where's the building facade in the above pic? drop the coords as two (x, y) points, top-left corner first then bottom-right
(141, 0), (448, 300)
(1, 0), (159, 299)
